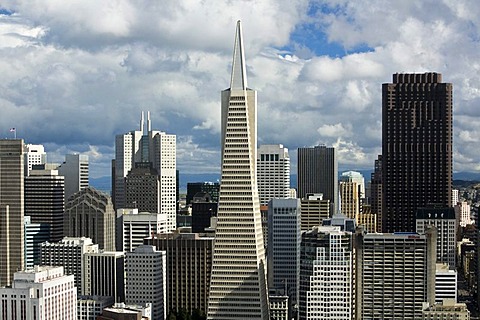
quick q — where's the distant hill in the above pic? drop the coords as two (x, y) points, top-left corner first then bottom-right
(178, 173), (221, 192)
(453, 180), (480, 188)
(90, 171), (480, 194)
(453, 172), (480, 181)
(90, 176), (111, 194)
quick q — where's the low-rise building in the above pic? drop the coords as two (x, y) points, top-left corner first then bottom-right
(0, 266), (77, 319)
(77, 295), (114, 320)
(422, 299), (470, 320)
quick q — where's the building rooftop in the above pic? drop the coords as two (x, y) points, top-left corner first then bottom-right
(423, 299), (469, 312)
(14, 266), (66, 283)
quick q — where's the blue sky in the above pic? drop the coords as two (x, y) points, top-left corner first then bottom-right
(1, 1), (480, 178)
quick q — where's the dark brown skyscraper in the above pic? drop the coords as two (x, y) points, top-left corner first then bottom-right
(382, 72), (452, 233)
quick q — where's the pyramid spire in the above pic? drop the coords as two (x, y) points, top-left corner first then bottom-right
(207, 21), (269, 319)
(230, 20), (247, 90)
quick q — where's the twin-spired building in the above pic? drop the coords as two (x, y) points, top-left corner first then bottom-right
(113, 111), (177, 232)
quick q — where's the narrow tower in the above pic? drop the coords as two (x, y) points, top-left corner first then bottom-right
(207, 21), (269, 319)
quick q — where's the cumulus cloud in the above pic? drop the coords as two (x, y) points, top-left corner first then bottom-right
(317, 123), (351, 138)
(0, 0), (479, 179)
(332, 138), (370, 167)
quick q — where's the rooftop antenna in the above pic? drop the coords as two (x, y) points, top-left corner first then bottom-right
(140, 111), (145, 133)
(147, 111), (151, 132)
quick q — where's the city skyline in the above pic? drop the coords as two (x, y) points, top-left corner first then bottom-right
(1, 2), (480, 179)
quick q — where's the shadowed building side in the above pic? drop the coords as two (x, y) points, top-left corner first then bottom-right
(0, 139), (24, 287)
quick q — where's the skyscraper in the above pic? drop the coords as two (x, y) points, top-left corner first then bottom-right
(299, 226), (353, 320)
(257, 144), (290, 207)
(125, 164), (161, 213)
(57, 153), (89, 200)
(339, 171), (365, 220)
(118, 208), (168, 252)
(370, 155), (382, 232)
(0, 266), (77, 319)
(0, 139), (24, 287)
(24, 166), (65, 242)
(382, 72), (453, 232)
(84, 251), (125, 302)
(297, 145), (338, 212)
(452, 189), (459, 206)
(145, 232), (214, 316)
(207, 21), (269, 319)
(355, 227), (437, 319)
(434, 263), (457, 303)
(455, 201), (472, 227)
(267, 198), (301, 316)
(300, 193), (330, 232)
(23, 143), (46, 176)
(40, 237), (99, 295)
(416, 206), (456, 269)
(126, 245), (167, 320)
(113, 111), (177, 232)
(191, 192), (217, 233)
(24, 216), (50, 269)
(64, 187), (116, 251)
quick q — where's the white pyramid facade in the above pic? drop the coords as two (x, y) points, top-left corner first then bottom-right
(207, 21), (269, 320)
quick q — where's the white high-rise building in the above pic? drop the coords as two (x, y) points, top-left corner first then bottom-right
(23, 144), (46, 176)
(452, 189), (459, 206)
(435, 263), (457, 303)
(40, 237), (99, 295)
(57, 153), (89, 200)
(455, 201), (472, 227)
(118, 208), (168, 252)
(24, 216), (50, 269)
(0, 266), (76, 320)
(340, 171), (365, 197)
(355, 227), (437, 319)
(299, 226), (353, 320)
(207, 21), (269, 319)
(339, 171), (365, 220)
(126, 245), (166, 320)
(113, 111), (177, 232)
(257, 144), (290, 207)
(416, 207), (457, 269)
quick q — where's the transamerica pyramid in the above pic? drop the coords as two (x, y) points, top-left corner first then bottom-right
(206, 20), (270, 319)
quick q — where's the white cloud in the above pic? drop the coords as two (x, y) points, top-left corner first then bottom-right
(177, 136), (220, 174)
(0, 0), (479, 179)
(332, 138), (370, 167)
(317, 123), (351, 138)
